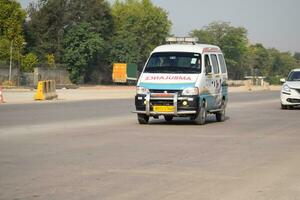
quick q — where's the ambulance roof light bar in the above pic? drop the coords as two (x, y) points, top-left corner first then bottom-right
(166, 37), (199, 45)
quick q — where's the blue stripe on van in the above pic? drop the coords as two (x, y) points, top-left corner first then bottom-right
(139, 82), (196, 90)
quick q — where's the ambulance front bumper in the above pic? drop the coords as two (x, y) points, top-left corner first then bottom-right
(133, 92), (198, 116)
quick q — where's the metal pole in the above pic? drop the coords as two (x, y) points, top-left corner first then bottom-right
(9, 40), (13, 83)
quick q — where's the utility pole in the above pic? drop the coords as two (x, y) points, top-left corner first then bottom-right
(9, 40), (13, 83)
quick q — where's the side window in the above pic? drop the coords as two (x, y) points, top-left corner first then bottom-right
(218, 54), (227, 73)
(204, 54), (212, 74)
(210, 54), (220, 74)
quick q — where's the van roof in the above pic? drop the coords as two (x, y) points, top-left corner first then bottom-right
(152, 44), (222, 54)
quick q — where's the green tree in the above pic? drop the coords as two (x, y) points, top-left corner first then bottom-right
(294, 52), (300, 67)
(248, 44), (271, 76)
(21, 53), (38, 72)
(109, 30), (141, 64)
(26, 0), (113, 63)
(0, 0), (26, 63)
(190, 21), (248, 79)
(266, 49), (297, 84)
(111, 0), (171, 68)
(277, 52), (296, 76)
(63, 23), (105, 84)
(189, 29), (214, 44)
(294, 52), (300, 60)
(0, 38), (10, 60)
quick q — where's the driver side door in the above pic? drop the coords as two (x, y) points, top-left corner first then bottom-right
(203, 54), (215, 110)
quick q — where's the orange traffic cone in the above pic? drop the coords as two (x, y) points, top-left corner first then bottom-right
(0, 86), (5, 103)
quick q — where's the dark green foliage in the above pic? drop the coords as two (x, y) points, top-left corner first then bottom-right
(111, 0), (171, 68)
(0, 0), (26, 40)
(26, 0), (113, 62)
(0, 0), (26, 63)
(294, 52), (300, 60)
(109, 30), (141, 64)
(191, 21), (298, 82)
(248, 44), (271, 76)
(63, 23), (105, 84)
(5, 0), (297, 84)
(8, 0), (170, 78)
(266, 75), (282, 85)
(190, 22), (248, 79)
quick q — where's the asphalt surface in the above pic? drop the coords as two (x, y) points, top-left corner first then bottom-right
(1, 91), (300, 200)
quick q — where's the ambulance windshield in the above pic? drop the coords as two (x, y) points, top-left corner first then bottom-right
(144, 52), (202, 74)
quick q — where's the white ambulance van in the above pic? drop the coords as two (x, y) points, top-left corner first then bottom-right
(133, 37), (228, 125)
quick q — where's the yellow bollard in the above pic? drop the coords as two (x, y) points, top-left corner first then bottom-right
(34, 81), (46, 100)
(34, 80), (58, 101)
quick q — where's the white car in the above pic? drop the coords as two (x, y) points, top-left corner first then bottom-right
(280, 68), (300, 109)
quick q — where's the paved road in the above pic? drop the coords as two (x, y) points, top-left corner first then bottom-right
(1, 91), (300, 200)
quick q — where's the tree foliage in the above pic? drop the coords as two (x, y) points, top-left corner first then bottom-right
(0, 0), (26, 62)
(191, 21), (298, 82)
(21, 52), (38, 72)
(2, 0), (297, 85)
(109, 30), (141, 64)
(294, 52), (300, 62)
(248, 44), (271, 76)
(0, 0), (26, 40)
(63, 23), (105, 84)
(190, 22), (248, 79)
(26, 0), (113, 62)
(111, 0), (171, 67)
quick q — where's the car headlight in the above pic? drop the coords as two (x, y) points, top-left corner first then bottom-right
(136, 87), (149, 95)
(282, 84), (291, 93)
(182, 87), (199, 96)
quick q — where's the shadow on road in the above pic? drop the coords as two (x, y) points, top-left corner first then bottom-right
(280, 106), (300, 111)
(148, 116), (231, 126)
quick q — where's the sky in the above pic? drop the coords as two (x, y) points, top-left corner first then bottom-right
(18, 0), (300, 53)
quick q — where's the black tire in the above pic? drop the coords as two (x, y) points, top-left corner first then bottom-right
(281, 104), (287, 110)
(216, 108), (226, 122)
(194, 102), (207, 125)
(164, 116), (173, 122)
(137, 114), (149, 124)
(216, 102), (226, 122)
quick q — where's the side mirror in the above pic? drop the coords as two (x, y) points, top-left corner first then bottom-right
(280, 78), (286, 83)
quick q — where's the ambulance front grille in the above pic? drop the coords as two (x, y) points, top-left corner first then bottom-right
(149, 89), (182, 94)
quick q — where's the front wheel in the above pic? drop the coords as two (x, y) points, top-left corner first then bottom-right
(137, 114), (149, 124)
(216, 102), (226, 122)
(194, 103), (207, 125)
(216, 108), (226, 122)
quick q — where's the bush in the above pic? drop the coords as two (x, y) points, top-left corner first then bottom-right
(266, 76), (281, 85)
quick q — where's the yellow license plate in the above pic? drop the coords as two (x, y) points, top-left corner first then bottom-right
(153, 106), (174, 113)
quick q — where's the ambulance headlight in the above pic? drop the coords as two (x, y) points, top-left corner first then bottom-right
(136, 87), (149, 95)
(182, 87), (199, 96)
